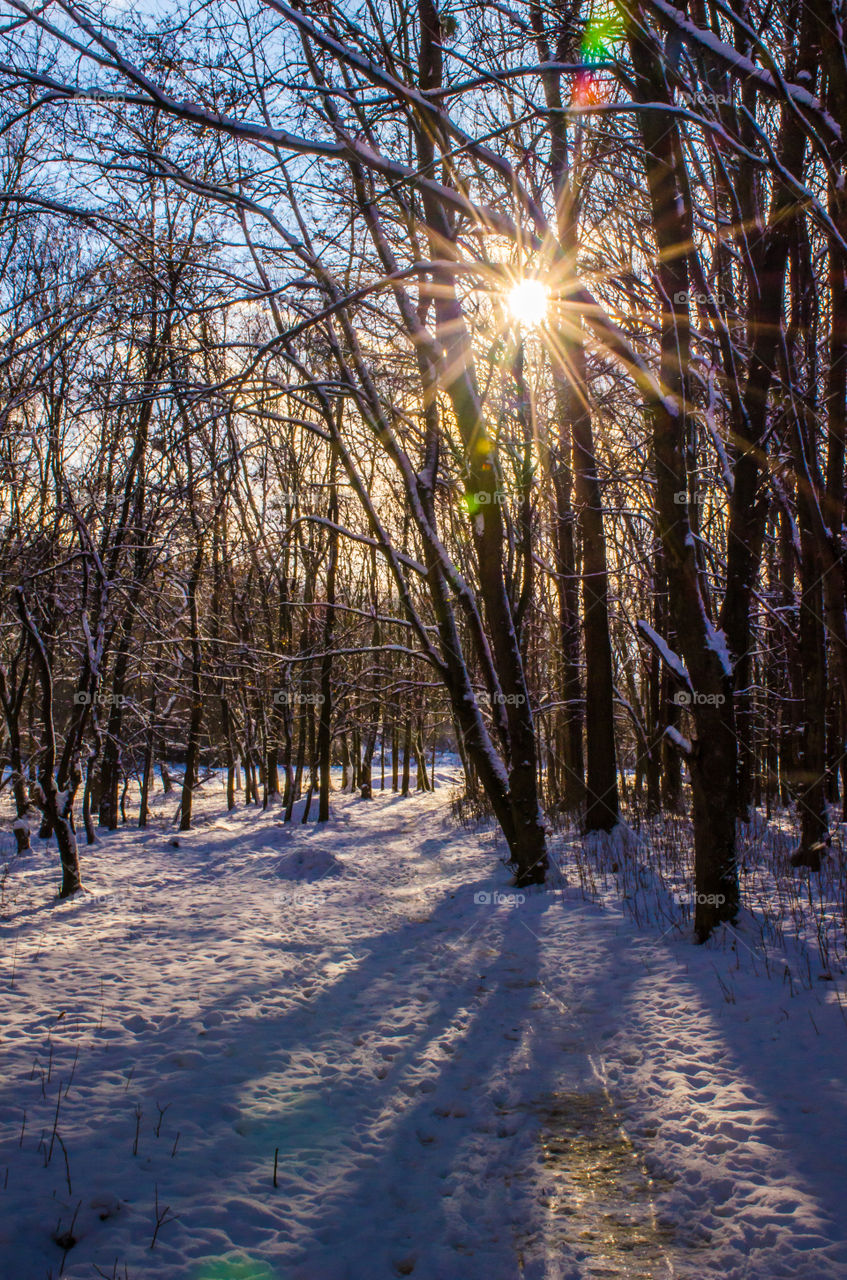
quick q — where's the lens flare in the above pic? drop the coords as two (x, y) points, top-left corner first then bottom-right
(507, 278), (549, 329)
(571, 8), (619, 107)
(572, 70), (605, 106)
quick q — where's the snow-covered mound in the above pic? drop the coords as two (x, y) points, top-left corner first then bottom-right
(274, 845), (345, 881)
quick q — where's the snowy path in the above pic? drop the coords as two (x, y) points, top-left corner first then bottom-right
(1, 777), (846, 1279)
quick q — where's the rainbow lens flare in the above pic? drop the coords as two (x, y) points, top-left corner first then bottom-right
(571, 7), (619, 107)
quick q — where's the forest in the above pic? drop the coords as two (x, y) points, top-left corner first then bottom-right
(1, 0), (847, 1276)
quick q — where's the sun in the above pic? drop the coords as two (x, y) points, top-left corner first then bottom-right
(507, 278), (550, 329)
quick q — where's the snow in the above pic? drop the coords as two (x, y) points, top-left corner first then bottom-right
(1, 773), (847, 1278)
(664, 724), (692, 755)
(274, 845), (345, 881)
(705, 621), (734, 678)
(637, 619), (692, 689)
(648, 0), (842, 143)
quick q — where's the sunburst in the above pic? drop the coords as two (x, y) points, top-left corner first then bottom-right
(507, 278), (550, 329)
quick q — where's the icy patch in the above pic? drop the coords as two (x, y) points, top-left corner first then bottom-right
(523, 1086), (685, 1275)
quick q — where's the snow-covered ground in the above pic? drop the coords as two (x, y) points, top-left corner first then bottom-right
(1, 770), (846, 1279)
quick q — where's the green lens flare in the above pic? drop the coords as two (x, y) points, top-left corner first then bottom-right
(581, 20), (614, 60)
(580, 5), (620, 61)
(193, 1259), (278, 1280)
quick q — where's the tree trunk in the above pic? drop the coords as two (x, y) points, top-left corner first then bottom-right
(626, 10), (740, 936)
(179, 548), (205, 832)
(401, 718), (412, 796)
(318, 469), (338, 822)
